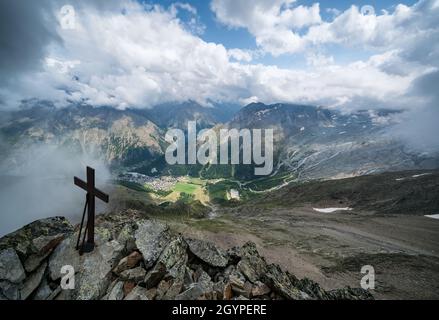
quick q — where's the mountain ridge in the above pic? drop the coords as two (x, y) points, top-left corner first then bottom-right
(1, 101), (438, 181)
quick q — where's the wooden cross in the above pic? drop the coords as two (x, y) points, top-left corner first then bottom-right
(74, 167), (109, 254)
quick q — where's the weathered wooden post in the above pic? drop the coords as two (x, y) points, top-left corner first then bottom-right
(74, 167), (109, 254)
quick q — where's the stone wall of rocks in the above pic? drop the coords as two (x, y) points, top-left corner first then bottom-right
(0, 210), (373, 300)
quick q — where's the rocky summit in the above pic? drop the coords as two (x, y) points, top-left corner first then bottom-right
(0, 210), (373, 301)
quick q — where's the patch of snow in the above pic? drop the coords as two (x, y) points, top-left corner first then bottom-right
(412, 173), (431, 178)
(396, 173), (431, 181)
(255, 109), (271, 117)
(339, 131), (347, 135)
(313, 207), (352, 213)
(425, 214), (439, 220)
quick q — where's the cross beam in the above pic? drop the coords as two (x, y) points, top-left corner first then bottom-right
(74, 166), (109, 254)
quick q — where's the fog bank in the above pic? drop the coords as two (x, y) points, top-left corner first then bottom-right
(0, 143), (111, 237)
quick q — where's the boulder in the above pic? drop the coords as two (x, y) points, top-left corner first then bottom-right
(223, 282), (233, 300)
(176, 267), (215, 300)
(0, 217), (74, 262)
(20, 261), (47, 300)
(251, 281), (271, 297)
(176, 284), (206, 300)
(236, 243), (267, 284)
(228, 270), (246, 292)
(294, 277), (328, 300)
(0, 280), (20, 300)
(48, 234), (81, 281)
(144, 262), (167, 289)
(183, 266), (194, 289)
(135, 220), (171, 269)
(186, 238), (228, 268)
(154, 237), (188, 299)
(124, 286), (151, 300)
(237, 259), (260, 284)
(113, 251), (143, 274)
(107, 281), (125, 300)
(75, 239), (125, 300)
(0, 248), (26, 283)
(24, 234), (65, 273)
(235, 281), (253, 299)
(175, 274), (217, 300)
(119, 266), (146, 282)
(49, 231), (125, 300)
(123, 281), (136, 296)
(262, 264), (310, 300)
(156, 279), (172, 299)
(33, 278), (53, 300)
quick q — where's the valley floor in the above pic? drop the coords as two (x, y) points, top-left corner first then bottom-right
(158, 207), (439, 300)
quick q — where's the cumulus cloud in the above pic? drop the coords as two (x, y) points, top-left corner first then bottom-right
(211, 0), (321, 56)
(0, 0), (422, 110)
(0, 0), (240, 109)
(211, 0), (439, 59)
(228, 48), (254, 62)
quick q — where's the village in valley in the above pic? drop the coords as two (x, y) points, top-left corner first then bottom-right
(118, 172), (180, 192)
(116, 171), (242, 206)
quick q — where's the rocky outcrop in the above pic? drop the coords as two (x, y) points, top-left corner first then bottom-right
(0, 211), (373, 300)
(0, 217), (74, 300)
(186, 238), (228, 268)
(134, 220), (171, 269)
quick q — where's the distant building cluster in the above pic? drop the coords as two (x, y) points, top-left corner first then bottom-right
(119, 172), (178, 191)
(228, 189), (240, 201)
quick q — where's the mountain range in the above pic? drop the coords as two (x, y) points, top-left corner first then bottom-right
(1, 100), (438, 181)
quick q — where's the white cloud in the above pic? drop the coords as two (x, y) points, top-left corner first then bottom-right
(46, 57), (81, 74)
(306, 52), (335, 67)
(212, 0), (439, 63)
(211, 0), (321, 56)
(0, 0), (436, 121)
(228, 48), (254, 62)
(0, 0), (437, 152)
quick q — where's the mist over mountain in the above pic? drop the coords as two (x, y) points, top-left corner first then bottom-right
(141, 100), (241, 129)
(0, 142), (111, 237)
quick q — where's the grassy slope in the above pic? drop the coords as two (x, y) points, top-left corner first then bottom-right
(248, 170), (439, 215)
